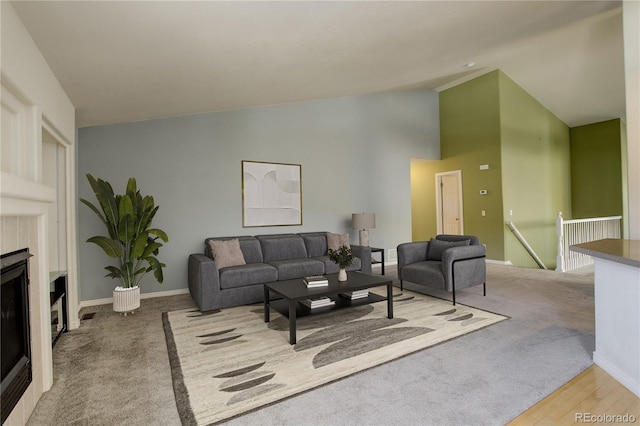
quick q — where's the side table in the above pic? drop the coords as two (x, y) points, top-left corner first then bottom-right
(370, 247), (385, 275)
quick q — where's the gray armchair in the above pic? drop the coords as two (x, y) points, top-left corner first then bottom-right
(397, 234), (486, 305)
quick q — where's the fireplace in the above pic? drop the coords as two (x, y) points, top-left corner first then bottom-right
(1, 249), (32, 424)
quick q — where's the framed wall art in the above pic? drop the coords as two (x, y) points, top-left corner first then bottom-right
(242, 160), (302, 227)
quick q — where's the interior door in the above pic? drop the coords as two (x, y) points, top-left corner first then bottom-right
(437, 171), (463, 235)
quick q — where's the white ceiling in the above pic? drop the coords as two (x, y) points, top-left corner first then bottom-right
(10, 1), (625, 129)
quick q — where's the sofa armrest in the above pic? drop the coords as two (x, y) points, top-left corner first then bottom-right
(441, 245), (486, 291)
(397, 241), (428, 268)
(188, 254), (221, 312)
(351, 245), (372, 273)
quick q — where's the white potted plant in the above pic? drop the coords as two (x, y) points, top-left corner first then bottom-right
(80, 174), (168, 315)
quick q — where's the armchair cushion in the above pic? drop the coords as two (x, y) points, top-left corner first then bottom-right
(401, 261), (445, 288)
(426, 238), (470, 260)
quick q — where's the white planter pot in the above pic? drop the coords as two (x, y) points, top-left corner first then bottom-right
(113, 286), (140, 315)
(338, 268), (347, 281)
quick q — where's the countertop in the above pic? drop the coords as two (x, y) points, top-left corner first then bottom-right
(570, 238), (640, 268)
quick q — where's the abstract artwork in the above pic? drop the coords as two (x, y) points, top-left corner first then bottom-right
(242, 161), (302, 227)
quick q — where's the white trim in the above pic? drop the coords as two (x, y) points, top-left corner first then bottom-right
(435, 170), (464, 235)
(594, 351), (640, 397)
(486, 259), (513, 265)
(372, 260), (398, 268)
(78, 288), (190, 310)
(0, 172), (56, 204)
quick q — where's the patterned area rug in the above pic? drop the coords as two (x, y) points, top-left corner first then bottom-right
(163, 289), (508, 425)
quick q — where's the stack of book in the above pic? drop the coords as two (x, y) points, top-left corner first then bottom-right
(303, 275), (329, 287)
(301, 297), (335, 309)
(340, 290), (369, 300)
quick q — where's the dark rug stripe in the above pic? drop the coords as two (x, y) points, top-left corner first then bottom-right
(200, 335), (242, 345)
(197, 328), (236, 338)
(220, 373), (276, 392)
(214, 362), (266, 378)
(162, 312), (197, 426)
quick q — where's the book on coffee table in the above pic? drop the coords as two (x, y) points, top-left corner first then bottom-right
(301, 297), (335, 309)
(339, 289), (369, 300)
(303, 275), (329, 287)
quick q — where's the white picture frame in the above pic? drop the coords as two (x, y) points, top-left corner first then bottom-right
(242, 160), (302, 227)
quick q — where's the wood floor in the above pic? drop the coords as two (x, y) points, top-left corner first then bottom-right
(509, 365), (640, 425)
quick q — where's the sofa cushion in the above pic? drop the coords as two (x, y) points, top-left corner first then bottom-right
(259, 235), (308, 262)
(205, 236), (263, 264)
(301, 234), (328, 258)
(401, 261), (445, 289)
(427, 238), (470, 261)
(327, 232), (350, 251)
(268, 258), (325, 281)
(218, 263), (278, 290)
(208, 239), (246, 269)
(313, 256), (361, 274)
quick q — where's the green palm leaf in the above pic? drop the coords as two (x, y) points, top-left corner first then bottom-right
(131, 232), (148, 258)
(148, 228), (169, 242)
(87, 236), (122, 257)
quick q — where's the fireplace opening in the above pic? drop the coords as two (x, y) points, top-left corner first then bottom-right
(1, 248), (32, 424)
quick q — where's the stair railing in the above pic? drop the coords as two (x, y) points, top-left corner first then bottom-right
(555, 212), (622, 272)
(505, 221), (547, 269)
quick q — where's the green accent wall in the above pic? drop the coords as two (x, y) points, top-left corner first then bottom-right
(436, 71), (505, 260)
(499, 72), (571, 269)
(410, 159), (436, 242)
(412, 70), (572, 268)
(570, 119), (624, 219)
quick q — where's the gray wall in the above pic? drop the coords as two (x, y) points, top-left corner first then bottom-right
(77, 89), (440, 301)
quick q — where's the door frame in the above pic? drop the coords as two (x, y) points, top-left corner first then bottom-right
(435, 170), (464, 235)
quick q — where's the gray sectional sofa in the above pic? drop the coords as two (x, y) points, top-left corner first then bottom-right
(188, 232), (372, 312)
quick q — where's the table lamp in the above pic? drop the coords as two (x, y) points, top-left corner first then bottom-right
(352, 213), (376, 246)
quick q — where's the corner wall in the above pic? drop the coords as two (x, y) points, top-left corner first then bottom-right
(414, 70), (572, 268)
(499, 72), (572, 269)
(570, 119), (624, 219)
(418, 71), (504, 260)
(623, 0), (640, 239)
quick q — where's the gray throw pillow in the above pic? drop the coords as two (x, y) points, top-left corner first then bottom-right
(327, 232), (350, 251)
(208, 238), (246, 269)
(427, 238), (470, 260)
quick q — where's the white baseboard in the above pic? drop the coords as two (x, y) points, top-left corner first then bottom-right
(486, 259), (513, 265)
(593, 351), (640, 398)
(372, 260), (398, 269)
(78, 288), (190, 310)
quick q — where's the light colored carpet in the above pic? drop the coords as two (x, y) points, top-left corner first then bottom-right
(26, 264), (594, 425)
(163, 289), (507, 425)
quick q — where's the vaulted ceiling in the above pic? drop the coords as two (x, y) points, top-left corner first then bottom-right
(10, 1), (625, 129)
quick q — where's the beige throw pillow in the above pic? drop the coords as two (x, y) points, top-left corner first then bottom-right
(327, 232), (351, 251)
(208, 239), (246, 269)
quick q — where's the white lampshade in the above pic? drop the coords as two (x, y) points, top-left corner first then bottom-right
(352, 213), (376, 230)
(352, 213), (375, 246)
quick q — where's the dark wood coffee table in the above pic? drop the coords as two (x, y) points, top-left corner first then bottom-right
(263, 272), (393, 344)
